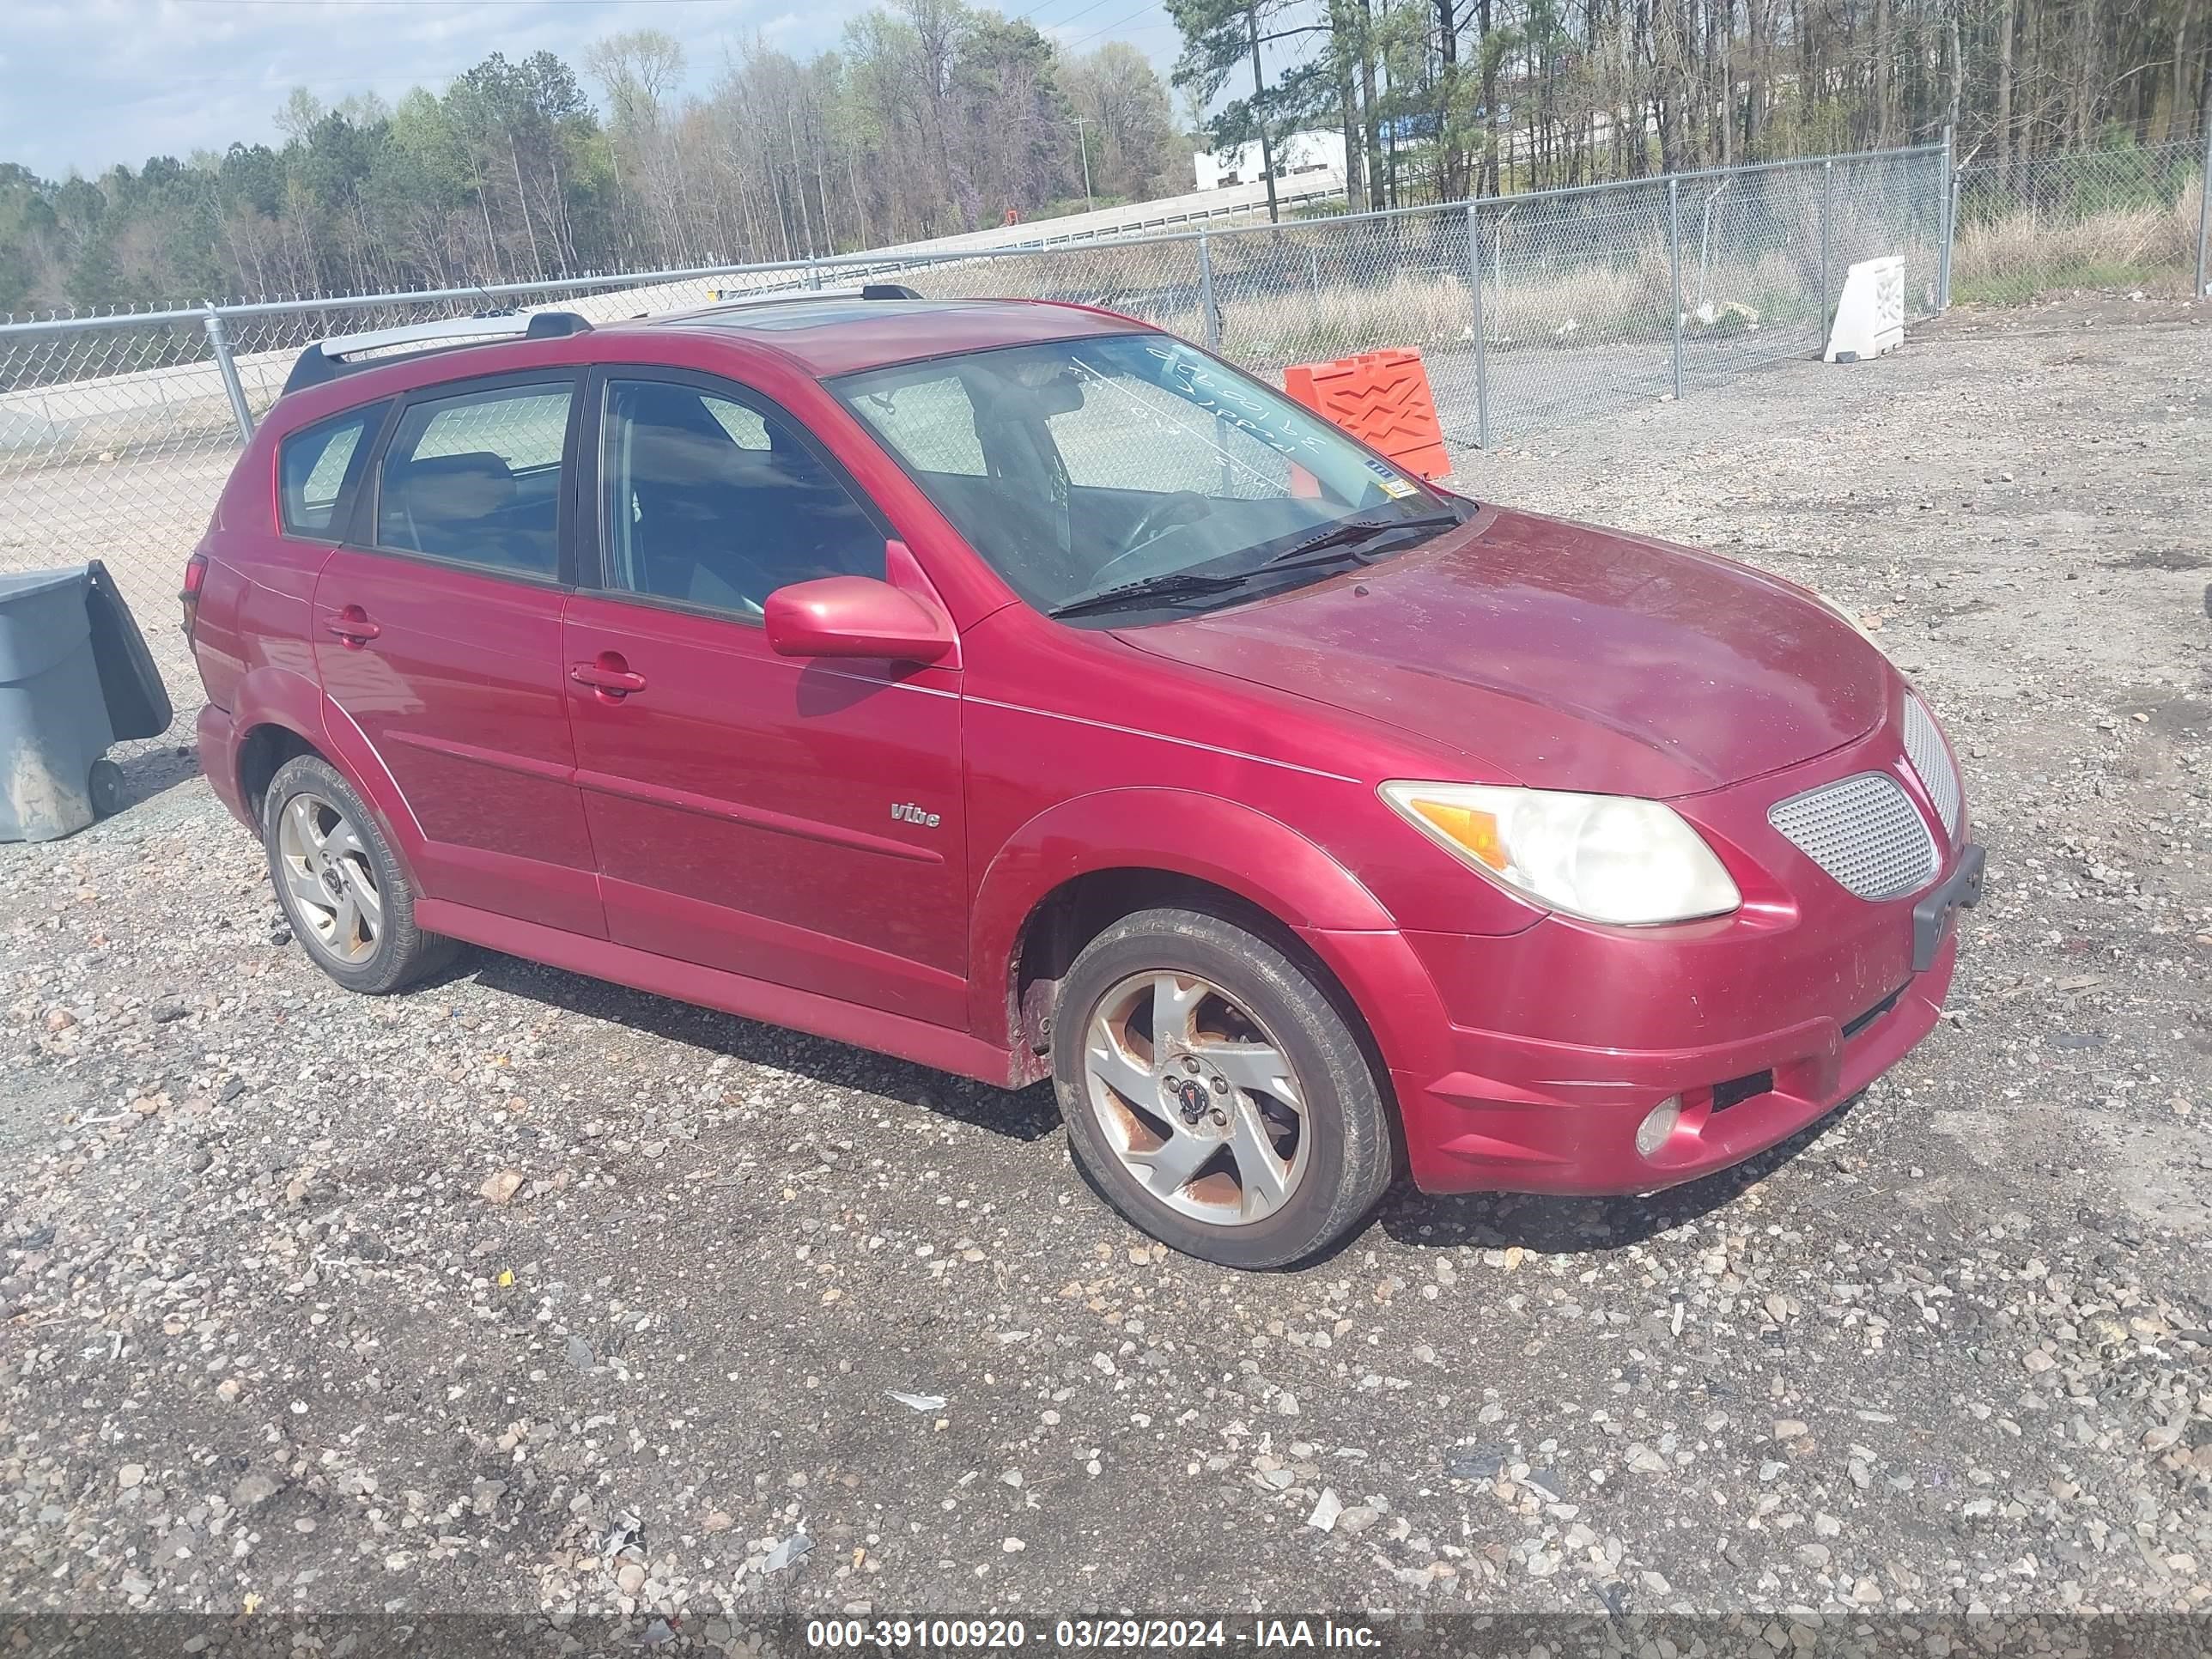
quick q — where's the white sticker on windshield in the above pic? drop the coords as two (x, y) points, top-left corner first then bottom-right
(1375, 476), (1420, 499)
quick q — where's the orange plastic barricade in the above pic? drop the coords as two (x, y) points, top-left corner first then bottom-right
(1281, 349), (1450, 480)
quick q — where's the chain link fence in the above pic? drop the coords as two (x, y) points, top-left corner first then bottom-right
(0, 137), (1972, 759)
(1952, 124), (2212, 307)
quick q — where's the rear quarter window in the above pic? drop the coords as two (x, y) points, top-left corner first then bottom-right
(278, 402), (389, 537)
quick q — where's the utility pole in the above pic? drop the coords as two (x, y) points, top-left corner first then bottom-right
(784, 96), (817, 259)
(1072, 116), (1097, 214)
(1245, 1), (1279, 223)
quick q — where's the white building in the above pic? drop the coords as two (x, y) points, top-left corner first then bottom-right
(1192, 129), (1348, 191)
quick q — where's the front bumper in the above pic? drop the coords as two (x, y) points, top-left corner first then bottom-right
(1291, 720), (1972, 1203)
(1912, 842), (1984, 971)
(1385, 924), (1960, 1197)
(1304, 681), (1983, 1198)
(1301, 818), (1981, 1199)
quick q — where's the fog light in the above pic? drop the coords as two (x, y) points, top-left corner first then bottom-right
(1635, 1096), (1683, 1159)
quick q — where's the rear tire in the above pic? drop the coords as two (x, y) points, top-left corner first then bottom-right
(263, 755), (459, 994)
(1051, 906), (1394, 1269)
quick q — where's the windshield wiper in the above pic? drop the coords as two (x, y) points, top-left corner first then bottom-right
(1260, 510), (1462, 572)
(1046, 569), (1252, 619)
(1048, 509), (1464, 620)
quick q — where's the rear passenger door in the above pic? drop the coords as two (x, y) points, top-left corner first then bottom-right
(561, 369), (969, 1029)
(312, 373), (605, 939)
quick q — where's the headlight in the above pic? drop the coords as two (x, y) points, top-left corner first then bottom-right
(1811, 589), (1887, 656)
(1379, 781), (1741, 926)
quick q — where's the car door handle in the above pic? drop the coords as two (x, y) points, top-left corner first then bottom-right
(570, 654), (647, 699)
(325, 605), (380, 647)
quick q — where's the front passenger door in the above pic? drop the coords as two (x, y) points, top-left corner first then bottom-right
(562, 372), (969, 1029)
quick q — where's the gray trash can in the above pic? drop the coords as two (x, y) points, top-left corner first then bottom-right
(0, 560), (174, 842)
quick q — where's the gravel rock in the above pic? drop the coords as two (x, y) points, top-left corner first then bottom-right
(230, 1474), (280, 1510)
(480, 1169), (524, 1206)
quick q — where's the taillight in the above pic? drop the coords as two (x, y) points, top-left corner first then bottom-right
(180, 550), (208, 642)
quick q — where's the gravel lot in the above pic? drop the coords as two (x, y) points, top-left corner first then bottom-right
(3, 297), (2209, 1639)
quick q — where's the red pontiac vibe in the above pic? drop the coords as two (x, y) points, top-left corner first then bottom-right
(185, 290), (1983, 1267)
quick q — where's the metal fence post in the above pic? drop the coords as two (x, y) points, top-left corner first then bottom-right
(2197, 118), (2211, 300)
(1938, 125), (1957, 311)
(202, 306), (254, 443)
(1196, 233), (1220, 351)
(1465, 201), (1492, 450)
(1667, 175), (1684, 402)
(1819, 160), (1835, 342)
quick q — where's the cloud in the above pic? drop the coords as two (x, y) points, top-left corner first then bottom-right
(1, 0), (847, 176)
(6, 0), (1188, 179)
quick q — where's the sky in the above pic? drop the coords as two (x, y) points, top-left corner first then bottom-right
(0, 0), (1188, 179)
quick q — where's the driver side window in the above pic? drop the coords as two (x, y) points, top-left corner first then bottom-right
(600, 379), (883, 619)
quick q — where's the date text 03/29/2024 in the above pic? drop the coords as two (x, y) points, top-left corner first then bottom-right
(803, 1618), (1381, 1651)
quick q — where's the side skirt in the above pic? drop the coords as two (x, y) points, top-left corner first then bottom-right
(414, 898), (1020, 1088)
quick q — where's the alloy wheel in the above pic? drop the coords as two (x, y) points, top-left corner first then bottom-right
(276, 792), (383, 965)
(1081, 970), (1310, 1226)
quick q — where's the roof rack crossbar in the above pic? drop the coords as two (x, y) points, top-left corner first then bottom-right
(282, 308), (592, 396)
(277, 282), (921, 399)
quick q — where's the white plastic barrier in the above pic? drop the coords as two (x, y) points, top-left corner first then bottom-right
(1824, 255), (1905, 362)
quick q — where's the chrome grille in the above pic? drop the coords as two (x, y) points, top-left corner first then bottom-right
(1901, 696), (1961, 840)
(1768, 772), (1939, 901)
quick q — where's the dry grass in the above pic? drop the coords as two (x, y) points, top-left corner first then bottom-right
(1953, 174), (2204, 303)
(1221, 270), (1480, 368)
(1212, 245), (1826, 370)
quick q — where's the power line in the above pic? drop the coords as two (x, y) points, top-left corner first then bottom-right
(1009, 0), (1108, 26)
(1022, 0), (1119, 33)
(1064, 1), (1164, 52)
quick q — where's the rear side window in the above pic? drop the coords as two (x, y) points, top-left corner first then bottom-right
(375, 381), (574, 579)
(277, 402), (387, 536)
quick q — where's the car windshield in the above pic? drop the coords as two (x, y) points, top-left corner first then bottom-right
(830, 333), (1464, 623)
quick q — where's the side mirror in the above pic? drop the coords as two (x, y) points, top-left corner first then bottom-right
(763, 575), (957, 665)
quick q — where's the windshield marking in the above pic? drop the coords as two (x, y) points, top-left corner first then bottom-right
(1136, 343), (1340, 467)
(1067, 358), (1288, 499)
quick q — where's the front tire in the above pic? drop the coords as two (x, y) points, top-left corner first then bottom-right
(1051, 907), (1395, 1269)
(263, 755), (459, 994)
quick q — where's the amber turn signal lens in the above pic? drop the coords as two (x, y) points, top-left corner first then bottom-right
(1407, 798), (1507, 872)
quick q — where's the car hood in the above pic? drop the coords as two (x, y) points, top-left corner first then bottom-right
(1114, 505), (1890, 797)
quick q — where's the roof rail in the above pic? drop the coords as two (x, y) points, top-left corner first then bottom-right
(282, 308), (592, 397)
(696, 282), (921, 308)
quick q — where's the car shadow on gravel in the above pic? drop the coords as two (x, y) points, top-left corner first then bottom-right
(463, 951), (1064, 1142)
(115, 744), (201, 810)
(1374, 1092), (1865, 1255)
